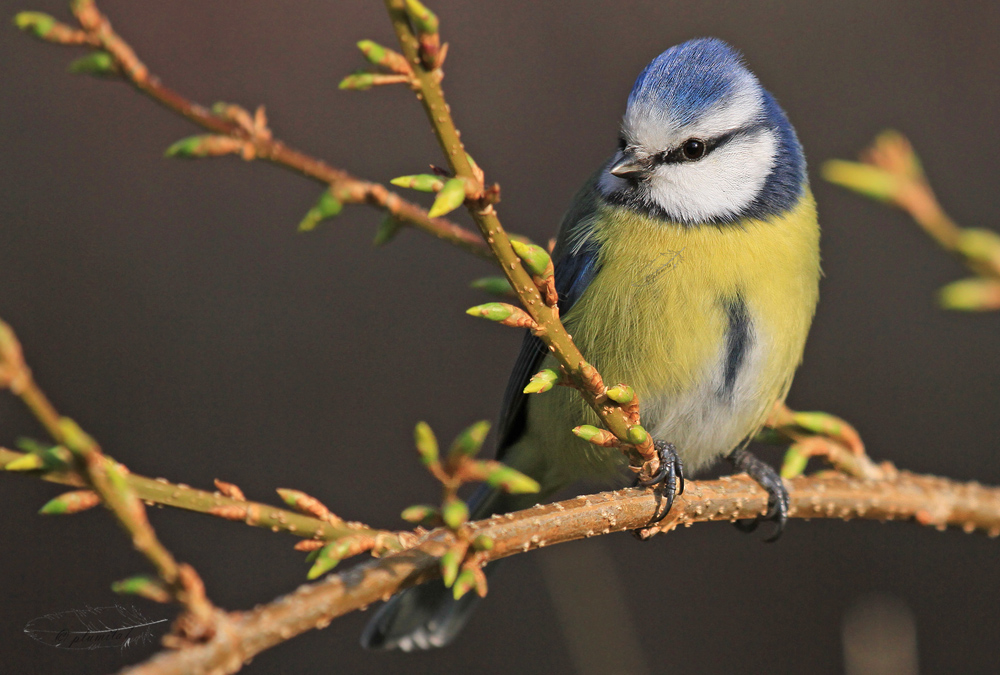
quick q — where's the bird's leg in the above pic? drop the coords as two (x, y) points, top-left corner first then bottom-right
(728, 447), (789, 542)
(635, 440), (685, 523)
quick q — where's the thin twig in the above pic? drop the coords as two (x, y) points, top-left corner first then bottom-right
(119, 470), (1000, 675)
(21, 0), (492, 260)
(0, 321), (215, 633)
(383, 0), (659, 472)
(0, 446), (406, 545)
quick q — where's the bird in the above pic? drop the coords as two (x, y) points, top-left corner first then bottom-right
(362, 36), (821, 651)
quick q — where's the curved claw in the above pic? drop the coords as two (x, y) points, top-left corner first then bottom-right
(636, 440), (685, 524)
(728, 447), (789, 542)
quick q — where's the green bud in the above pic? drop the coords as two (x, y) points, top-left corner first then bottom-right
(440, 548), (461, 587)
(373, 215), (402, 246)
(452, 568), (476, 600)
(627, 425), (649, 446)
(338, 72), (376, 91)
(792, 412), (841, 437)
(298, 190), (343, 232)
(306, 539), (355, 580)
(465, 302), (514, 322)
(939, 278), (1000, 312)
(4, 453), (45, 471)
(111, 575), (172, 604)
(427, 178), (467, 218)
(404, 0), (440, 34)
(605, 384), (634, 404)
(389, 174), (445, 192)
(14, 11), (55, 38)
(401, 504), (438, 523)
(780, 446), (810, 479)
(572, 425), (602, 442)
(357, 40), (387, 65)
(523, 368), (559, 394)
(486, 465), (540, 494)
(39, 489), (100, 515)
(442, 497), (469, 530)
(450, 420), (490, 459)
(304, 548), (321, 563)
(822, 160), (899, 203)
(414, 421), (439, 466)
(956, 228), (1000, 267)
(68, 52), (116, 77)
(472, 534), (494, 551)
(164, 135), (209, 158)
(510, 240), (553, 278)
(470, 276), (514, 297)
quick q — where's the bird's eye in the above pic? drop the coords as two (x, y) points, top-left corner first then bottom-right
(681, 139), (706, 161)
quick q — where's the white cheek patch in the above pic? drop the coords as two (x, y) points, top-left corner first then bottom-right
(624, 72), (763, 154)
(648, 128), (778, 222)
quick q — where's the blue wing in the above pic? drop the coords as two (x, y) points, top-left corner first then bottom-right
(493, 166), (606, 461)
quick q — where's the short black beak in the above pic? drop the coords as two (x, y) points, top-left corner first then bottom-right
(609, 154), (647, 179)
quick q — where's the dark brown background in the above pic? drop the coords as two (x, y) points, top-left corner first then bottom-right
(2, 1), (999, 673)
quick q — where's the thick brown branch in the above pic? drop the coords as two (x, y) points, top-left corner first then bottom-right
(120, 470), (1000, 675)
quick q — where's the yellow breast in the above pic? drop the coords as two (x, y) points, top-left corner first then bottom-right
(520, 190), (821, 480)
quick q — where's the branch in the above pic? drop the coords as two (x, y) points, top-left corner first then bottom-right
(381, 0), (660, 473)
(824, 130), (1000, 310)
(0, 321), (215, 635)
(14, 1), (492, 261)
(120, 470), (1000, 675)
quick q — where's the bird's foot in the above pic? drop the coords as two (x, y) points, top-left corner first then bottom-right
(728, 447), (789, 542)
(635, 440), (685, 523)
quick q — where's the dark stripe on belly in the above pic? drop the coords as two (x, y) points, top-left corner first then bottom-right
(720, 296), (752, 399)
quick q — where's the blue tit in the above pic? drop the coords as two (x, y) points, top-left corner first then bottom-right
(362, 37), (820, 651)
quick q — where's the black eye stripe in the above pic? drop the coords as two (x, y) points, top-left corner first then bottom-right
(657, 123), (764, 165)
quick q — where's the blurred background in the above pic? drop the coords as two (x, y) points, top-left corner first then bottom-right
(2, 1), (999, 673)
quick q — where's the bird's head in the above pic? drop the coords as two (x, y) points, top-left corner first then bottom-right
(598, 38), (805, 225)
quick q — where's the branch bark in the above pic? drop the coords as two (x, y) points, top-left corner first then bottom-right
(120, 470), (1000, 675)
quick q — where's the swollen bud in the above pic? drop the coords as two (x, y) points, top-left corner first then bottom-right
(452, 568), (476, 600)
(389, 174), (445, 193)
(39, 489), (100, 515)
(572, 425), (619, 447)
(523, 368), (559, 394)
(338, 72), (377, 91)
(4, 453), (45, 471)
(414, 421), (439, 466)
(605, 384), (634, 404)
(401, 504), (438, 524)
(510, 240), (553, 278)
(68, 52), (117, 77)
(427, 178), (467, 218)
(306, 538), (358, 580)
(486, 465), (540, 494)
(298, 190), (343, 232)
(627, 425), (649, 446)
(404, 0), (440, 34)
(112, 575), (172, 604)
(164, 134), (243, 159)
(939, 278), (1000, 312)
(821, 160), (899, 203)
(472, 534), (494, 551)
(465, 303), (536, 328)
(440, 547), (461, 587)
(13, 11), (55, 38)
(956, 229), (1000, 269)
(441, 497), (469, 530)
(373, 215), (402, 247)
(449, 420), (490, 459)
(780, 446), (810, 479)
